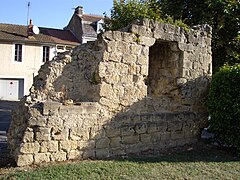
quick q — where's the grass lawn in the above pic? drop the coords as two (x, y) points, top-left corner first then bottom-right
(0, 143), (239, 179)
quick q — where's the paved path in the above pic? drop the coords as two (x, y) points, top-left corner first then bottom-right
(0, 101), (19, 152)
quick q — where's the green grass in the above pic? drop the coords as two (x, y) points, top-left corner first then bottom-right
(1, 144), (240, 180)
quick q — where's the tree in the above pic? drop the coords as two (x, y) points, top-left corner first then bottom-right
(105, 0), (239, 70)
(104, 0), (162, 31)
(160, 0), (240, 70)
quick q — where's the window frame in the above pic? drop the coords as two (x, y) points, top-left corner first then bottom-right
(14, 44), (23, 62)
(42, 46), (50, 63)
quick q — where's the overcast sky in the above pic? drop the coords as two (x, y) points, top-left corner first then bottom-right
(0, 0), (113, 29)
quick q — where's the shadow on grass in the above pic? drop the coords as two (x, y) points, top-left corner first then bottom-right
(111, 142), (239, 163)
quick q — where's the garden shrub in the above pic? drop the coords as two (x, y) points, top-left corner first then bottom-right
(207, 64), (240, 154)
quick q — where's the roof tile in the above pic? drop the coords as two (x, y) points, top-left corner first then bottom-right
(0, 23), (80, 45)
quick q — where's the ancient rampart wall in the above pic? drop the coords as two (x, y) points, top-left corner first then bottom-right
(8, 19), (212, 166)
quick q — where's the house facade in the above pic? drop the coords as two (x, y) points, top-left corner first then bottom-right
(65, 6), (104, 44)
(0, 21), (80, 101)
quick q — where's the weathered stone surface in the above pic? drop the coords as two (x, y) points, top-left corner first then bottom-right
(8, 19), (212, 166)
(19, 142), (40, 154)
(110, 137), (121, 148)
(16, 154), (34, 167)
(96, 138), (110, 149)
(22, 128), (34, 143)
(35, 127), (51, 141)
(67, 150), (83, 160)
(51, 152), (67, 162)
(52, 128), (69, 141)
(95, 149), (110, 159)
(122, 135), (139, 144)
(40, 141), (58, 153)
(34, 153), (51, 164)
(60, 140), (78, 152)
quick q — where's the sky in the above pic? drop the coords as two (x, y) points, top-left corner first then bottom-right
(0, 0), (113, 29)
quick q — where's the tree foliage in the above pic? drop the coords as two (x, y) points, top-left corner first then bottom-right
(159, 0), (240, 70)
(207, 64), (240, 153)
(104, 0), (162, 30)
(104, 0), (240, 70)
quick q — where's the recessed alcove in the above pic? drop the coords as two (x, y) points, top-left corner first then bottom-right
(147, 41), (183, 97)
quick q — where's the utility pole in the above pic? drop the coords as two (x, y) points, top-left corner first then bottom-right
(27, 2), (30, 25)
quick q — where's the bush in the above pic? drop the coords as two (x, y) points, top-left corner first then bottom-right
(207, 64), (240, 153)
(103, 0), (189, 32)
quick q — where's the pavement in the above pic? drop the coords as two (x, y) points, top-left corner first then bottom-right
(0, 101), (19, 153)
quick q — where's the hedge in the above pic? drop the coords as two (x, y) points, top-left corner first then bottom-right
(207, 64), (240, 153)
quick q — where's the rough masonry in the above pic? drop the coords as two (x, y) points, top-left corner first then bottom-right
(8, 19), (212, 166)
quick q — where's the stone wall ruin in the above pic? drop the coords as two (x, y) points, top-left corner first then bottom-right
(8, 19), (212, 166)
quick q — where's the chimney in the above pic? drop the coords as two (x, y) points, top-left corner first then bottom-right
(27, 19), (34, 37)
(75, 6), (83, 16)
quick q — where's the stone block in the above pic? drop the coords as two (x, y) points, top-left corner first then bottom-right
(60, 140), (78, 152)
(111, 147), (126, 156)
(35, 127), (51, 141)
(125, 144), (144, 154)
(79, 140), (96, 151)
(122, 135), (139, 144)
(122, 54), (137, 64)
(99, 97), (119, 111)
(140, 134), (151, 143)
(135, 123), (147, 134)
(51, 152), (67, 162)
(157, 121), (168, 132)
(52, 128), (69, 141)
(116, 41), (130, 53)
(140, 65), (148, 76)
(67, 150), (83, 160)
(59, 103), (98, 115)
(103, 31), (113, 40)
(34, 153), (51, 164)
(110, 137), (121, 148)
(160, 132), (171, 141)
(113, 31), (122, 41)
(121, 126), (135, 136)
(122, 32), (135, 43)
(151, 132), (161, 142)
(139, 36), (156, 46)
(96, 137), (110, 149)
(178, 42), (187, 51)
(141, 46), (149, 56)
(129, 24), (139, 34)
(19, 142), (40, 154)
(109, 52), (122, 62)
(130, 44), (142, 55)
(105, 128), (121, 138)
(171, 131), (184, 140)
(120, 75), (133, 84)
(115, 63), (129, 75)
(40, 141), (58, 153)
(22, 129), (34, 143)
(138, 26), (152, 37)
(82, 150), (95, 159)
(43, 101), (61, 116)
(100, 82), (114, 97)
(167, 120), (182, 132)
(165, 140), (177, 148)
(29, 117), (47, 127)
(47, 117), (63, 128)
(137, 55), (148, 65)
(105, 41), (116, 53)
(147, 123), (158, 133)
(16, 154), (34, 166)
(95, 149), (110, 159)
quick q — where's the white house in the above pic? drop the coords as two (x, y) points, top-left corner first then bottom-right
(65, 6), (104, 44)
(0, 20), (80, 101)
(0, 6), (103, 101)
